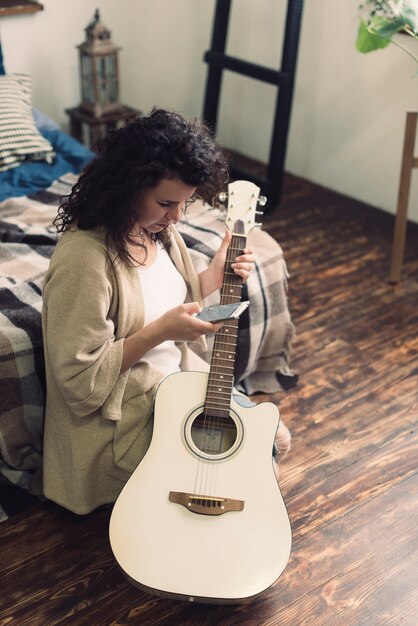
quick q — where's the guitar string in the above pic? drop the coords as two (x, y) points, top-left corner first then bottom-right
(193, 232), (244, 504)
(203, 254), (230, 495)
(192, 246), (235, 501)
(207, 237), (241, 501)
(191, 188), (255, 510)
(206, 239), (242, 500)
(191, 186), (258, 506)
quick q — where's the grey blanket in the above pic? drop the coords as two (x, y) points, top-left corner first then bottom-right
(0, 173), (295, 494)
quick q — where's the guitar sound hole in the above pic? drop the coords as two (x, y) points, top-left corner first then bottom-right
(190, 413), (238, 456)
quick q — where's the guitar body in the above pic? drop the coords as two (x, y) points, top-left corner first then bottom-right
(109, 370), (292, 604)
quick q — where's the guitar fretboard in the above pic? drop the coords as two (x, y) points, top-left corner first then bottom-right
(204, 231), (246, 417)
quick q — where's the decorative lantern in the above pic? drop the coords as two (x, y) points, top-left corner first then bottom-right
(77, 9), (121, 117)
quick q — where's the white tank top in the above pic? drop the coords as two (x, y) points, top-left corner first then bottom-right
(137, 242), (188, 376)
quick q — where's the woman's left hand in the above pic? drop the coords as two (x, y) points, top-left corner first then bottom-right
(199, 231), (256, 298)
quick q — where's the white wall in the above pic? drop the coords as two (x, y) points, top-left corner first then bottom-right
(1, 0), (418, 222)
(287, 0), (418, 224)
(0, 0), (215, 122)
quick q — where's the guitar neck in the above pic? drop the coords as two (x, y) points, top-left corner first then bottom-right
(204, 232), (247, 417)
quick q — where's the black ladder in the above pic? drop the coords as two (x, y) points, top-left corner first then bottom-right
(203, 0), (304, 211)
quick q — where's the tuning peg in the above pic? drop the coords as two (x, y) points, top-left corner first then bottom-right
(254, 222), (263, 228)
(258, 195), (267, 206)
(218, 191), (228, 204)
(255, 210), (264, 216)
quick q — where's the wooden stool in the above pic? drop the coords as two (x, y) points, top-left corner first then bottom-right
(389, 111), (418, 283)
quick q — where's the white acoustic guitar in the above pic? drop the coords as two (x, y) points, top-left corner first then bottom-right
(109, 180), (292, 603)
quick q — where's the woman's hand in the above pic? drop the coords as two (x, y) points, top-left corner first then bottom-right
(199, 231), (256, 299)
(121, 302), (221, 373)
(156, 302), (223, 342)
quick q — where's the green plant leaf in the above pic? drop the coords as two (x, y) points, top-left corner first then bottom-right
(356, 19), (391, 52)
(369, 14), (407, 37)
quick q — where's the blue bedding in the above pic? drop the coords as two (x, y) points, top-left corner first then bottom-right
(0, 128), (94, 202)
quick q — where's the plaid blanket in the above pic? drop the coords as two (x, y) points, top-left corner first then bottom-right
(0, 174), (295, 494)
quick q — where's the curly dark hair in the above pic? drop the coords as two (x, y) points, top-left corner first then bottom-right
(54, 108), (229, 265)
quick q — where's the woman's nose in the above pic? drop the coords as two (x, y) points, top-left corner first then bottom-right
(167, 204), (183, 223)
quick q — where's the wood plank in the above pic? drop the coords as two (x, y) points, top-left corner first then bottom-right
(273, 472), (418, 601)
(287, 429), (418, 538)
(267, 531), (418, 625)
(0, 507), (126, 625)
(281, 375), (418, 498)
(265, 475), (418, 625)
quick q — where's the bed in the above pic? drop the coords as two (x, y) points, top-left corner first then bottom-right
(0, 69), (295, 497)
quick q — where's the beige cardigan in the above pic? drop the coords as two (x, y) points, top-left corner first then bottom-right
(42, 226), (207, 514)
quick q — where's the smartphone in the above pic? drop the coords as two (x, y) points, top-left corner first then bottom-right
(193, 301), (250, 323)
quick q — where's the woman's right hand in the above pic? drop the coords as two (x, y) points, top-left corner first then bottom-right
(156, 302), (223, 342)
(120, 302), (222, 373)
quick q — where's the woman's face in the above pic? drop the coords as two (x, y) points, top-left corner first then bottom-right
(134, 178), (197, 234)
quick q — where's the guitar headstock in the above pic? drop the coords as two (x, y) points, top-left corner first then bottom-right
(216, 180), (266, 236)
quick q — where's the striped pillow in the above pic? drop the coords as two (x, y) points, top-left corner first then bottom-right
(0, 73), (55, 172)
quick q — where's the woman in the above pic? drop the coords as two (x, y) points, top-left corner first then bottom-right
(42, 108), (290, 514)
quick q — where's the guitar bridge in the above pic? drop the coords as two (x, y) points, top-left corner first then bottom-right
(169, 491), (244, 516)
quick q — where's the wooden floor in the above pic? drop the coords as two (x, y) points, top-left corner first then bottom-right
(1, 172), (417, 625)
